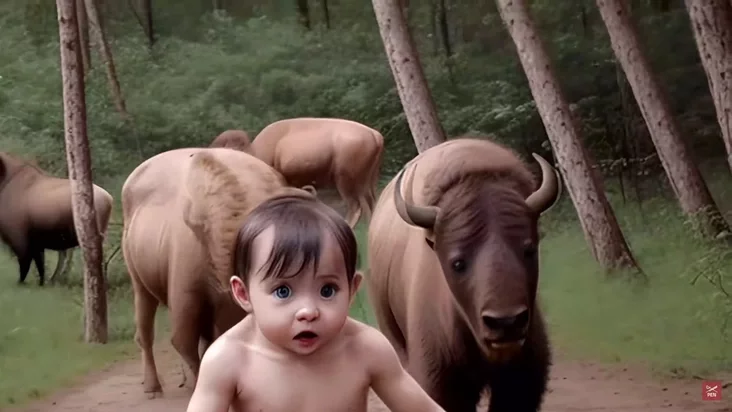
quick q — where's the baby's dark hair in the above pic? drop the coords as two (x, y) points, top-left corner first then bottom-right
(233, 194), (358, 285)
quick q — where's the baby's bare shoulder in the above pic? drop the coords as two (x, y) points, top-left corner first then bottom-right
(343, 318), (395, 359)
(201, 335), (246, 370)
(201, 320), (255, 369)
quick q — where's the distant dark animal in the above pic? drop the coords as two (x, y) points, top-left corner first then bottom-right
(366, 138), (562, 412)
(0, 152), (114, 286)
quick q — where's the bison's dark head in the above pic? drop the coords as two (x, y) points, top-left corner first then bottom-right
(393, 153), (561, 362)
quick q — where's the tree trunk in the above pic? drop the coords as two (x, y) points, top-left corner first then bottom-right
(321, 0), (330, 29)
(372, 0), (446, 152)
(438, 0), (452, 58)
(297, 0), (310, 29)
(76, 0), (90, 74)
(84, 0), (130, 120)
(685, 0), (732, 173)
(496, 0), (641, 272)
(56, 0), (109, 344)
(596, 0), (730, 238)
(141, 0), (154, 47)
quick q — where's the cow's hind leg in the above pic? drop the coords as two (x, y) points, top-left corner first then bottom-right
(32, 249), (45, 286)
(343, 196), (362, 229)
(17, 253), (32, 285)
(50, 249), (71, 283)
(131, 279), (162, 396)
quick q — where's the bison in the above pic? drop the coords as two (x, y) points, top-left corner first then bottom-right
(242, 117), (385, 228)
(121, 147), (316, 396)
(366, 138), (562, 412)
(0, 151), (114, 286)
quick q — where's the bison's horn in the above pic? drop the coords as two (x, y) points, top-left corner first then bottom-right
(393, 167), (439, 229)
(525, 153), (562, 214)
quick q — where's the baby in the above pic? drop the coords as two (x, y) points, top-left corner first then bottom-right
(186, 194), (445, 412)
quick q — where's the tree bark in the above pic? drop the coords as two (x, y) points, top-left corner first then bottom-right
(321, 0), (330, 29)
(141, 0), (154, 47)
(597, 0), (730, 238)
(56, 0), (109, 344)
(496, 0), (641, 271)
(685, 0), (732, 173)
(84, 0), (130, 120)
(372, 0), (446, 152)
(297, 0), (311, 29)
(76, 0), (90, 74)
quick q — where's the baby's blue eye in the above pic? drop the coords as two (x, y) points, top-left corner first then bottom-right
(273, 285), (291, 299)
(320, 284), (337, 299)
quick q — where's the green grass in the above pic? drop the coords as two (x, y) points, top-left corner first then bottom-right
(0, 255), (137, 408)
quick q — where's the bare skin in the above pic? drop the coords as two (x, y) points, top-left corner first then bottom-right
(186, 226), (444, 412)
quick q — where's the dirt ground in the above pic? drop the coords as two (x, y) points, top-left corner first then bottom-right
(12, 342), (731, 412)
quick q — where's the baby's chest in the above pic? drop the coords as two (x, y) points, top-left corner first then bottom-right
(238, 365), (370, 412)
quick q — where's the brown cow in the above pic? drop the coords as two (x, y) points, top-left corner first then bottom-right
(121, 147), (316, 396)
(366, 138), (562, 412)
(209, 129), (251, 152)
(0, 151), (114, 286)
(247, 117), (385, 228)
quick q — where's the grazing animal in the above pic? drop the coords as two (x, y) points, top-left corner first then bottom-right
(366, 138), (562, 412)
(248, 117), (385, 228)
(120, 147), (317, 396)
(0, 152), (114, 286)
(209, 129), (251, 152)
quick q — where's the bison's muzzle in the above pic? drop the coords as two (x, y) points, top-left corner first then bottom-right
(481, 306), (530, 346)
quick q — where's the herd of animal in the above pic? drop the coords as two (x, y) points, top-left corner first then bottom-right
(0, 116), (563, 411)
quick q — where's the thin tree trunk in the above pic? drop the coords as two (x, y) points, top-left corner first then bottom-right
(430, 0), (439, 55)
(597, 0), (730, 238)
(321, 0), (330, 29)
(297, 0), (311, 29)
(496, 0), (641, 272)
(84, 0), (130, 120)
(685, 0), (732, 173)
(76, 0), (90, 75)
(56, 0), (108, 344)
(372, 0), (446, 152)
(438, 0), (452, 58)
(141, 0), (154, 47)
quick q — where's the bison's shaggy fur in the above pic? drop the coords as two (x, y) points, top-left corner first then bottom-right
(366, 138), (561, 412)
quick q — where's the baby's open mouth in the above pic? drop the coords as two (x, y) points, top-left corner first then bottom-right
(294, 331), (318, 340)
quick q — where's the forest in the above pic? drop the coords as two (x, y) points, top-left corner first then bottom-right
(0, 0), (731, 410)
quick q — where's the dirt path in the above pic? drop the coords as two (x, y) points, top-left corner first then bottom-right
(12, 343), (730, 412)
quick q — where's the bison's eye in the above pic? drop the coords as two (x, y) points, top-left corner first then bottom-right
(451, 258), (467, 274)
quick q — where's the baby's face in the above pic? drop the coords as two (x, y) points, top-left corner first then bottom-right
(245, 227), (353, 356)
